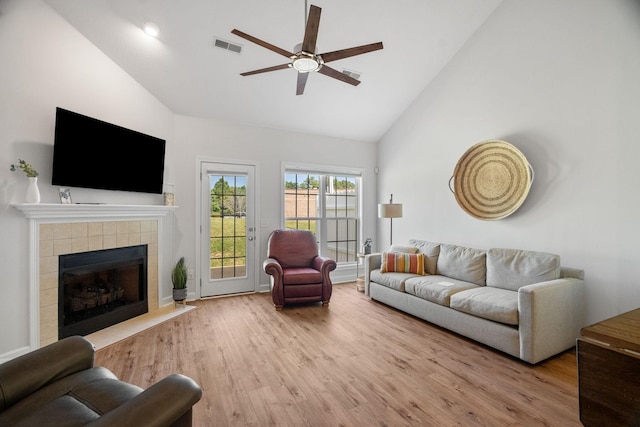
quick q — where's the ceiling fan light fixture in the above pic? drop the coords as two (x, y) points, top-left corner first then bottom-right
(291, 52), (322, 73)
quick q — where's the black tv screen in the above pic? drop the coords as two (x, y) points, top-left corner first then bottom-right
(52, 107), (166, 194)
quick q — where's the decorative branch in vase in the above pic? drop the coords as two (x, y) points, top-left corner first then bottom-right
(10, 159), (38, 177)
(10, 159), (40, 203)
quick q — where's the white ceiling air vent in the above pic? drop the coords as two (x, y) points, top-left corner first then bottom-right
(214, 37), (242, 54)
(342, 69), (361, 80)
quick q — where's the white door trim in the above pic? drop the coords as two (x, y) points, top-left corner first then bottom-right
(195, 156), (260, 299)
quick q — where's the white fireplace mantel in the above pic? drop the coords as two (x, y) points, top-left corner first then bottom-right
(13, 203), (178, 351)
(12, 203), (178, 220)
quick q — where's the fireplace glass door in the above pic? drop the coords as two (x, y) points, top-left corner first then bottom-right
(58, 245), (148, 338)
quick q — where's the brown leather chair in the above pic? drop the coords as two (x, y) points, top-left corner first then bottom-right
(0, 336), (202, 426)
(263, 229), (337, 310)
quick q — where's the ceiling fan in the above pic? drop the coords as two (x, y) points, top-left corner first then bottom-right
(231, 4), (383, 95)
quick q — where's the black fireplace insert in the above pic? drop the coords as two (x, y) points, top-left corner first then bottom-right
(58, 244), (148, 339)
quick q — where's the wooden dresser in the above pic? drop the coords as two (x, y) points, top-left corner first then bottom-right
(577, 308), (640, 426)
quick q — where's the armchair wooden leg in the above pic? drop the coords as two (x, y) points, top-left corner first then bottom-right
(275, 305), (283, 311)
(322, 301), (329, 307)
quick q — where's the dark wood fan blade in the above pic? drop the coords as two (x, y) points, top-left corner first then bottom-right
(231, 29), (294, 58)
(240, 63), (291, 76)
(296, 72), (309, 95)
(319, 42), (384, 63)
(302, 5), (321, 53)
(317, 65), (361, 86)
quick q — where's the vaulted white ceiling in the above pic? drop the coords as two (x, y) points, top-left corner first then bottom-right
(45, 0), (503, 142)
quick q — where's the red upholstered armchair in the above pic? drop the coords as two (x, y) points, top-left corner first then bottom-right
(263, 229), (337, 310)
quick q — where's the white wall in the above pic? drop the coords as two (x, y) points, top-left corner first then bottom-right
(0, 0), (378, 357)
(0, 0), (174, 356)
(172, 115), (377, 294)
(377, 0), (640, 325)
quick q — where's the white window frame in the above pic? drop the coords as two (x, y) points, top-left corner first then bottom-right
(282, 162), (364, 265)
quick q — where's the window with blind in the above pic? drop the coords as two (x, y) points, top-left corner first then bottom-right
(284, 169), (361, 263)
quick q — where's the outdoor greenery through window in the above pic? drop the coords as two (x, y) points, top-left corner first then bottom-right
(209, 175), (247, 279)
(284, 171), (360, 263)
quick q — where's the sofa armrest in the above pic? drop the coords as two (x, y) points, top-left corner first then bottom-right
(364, 253), (382, 296)
(0, 336), (95, 412)
(86, 374), (202, 427)
(518, 277), (585, 364)
(560, 266), (584, 280)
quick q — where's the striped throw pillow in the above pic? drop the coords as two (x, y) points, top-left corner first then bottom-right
(380, 252), (426, 275)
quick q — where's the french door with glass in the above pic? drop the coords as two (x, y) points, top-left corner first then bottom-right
(200, 161), (256, 297)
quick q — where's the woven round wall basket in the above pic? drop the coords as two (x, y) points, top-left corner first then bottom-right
(449, 140), (534, 220)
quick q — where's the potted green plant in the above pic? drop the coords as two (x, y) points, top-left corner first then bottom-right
(172, 257), (188, 302)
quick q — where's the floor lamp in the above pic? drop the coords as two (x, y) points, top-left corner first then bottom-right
(378, 194), (403, 245)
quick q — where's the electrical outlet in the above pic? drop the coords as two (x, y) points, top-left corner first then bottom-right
(188, 270), (194, 280)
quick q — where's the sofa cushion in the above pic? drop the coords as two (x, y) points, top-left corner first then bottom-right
(405, 275), (479, 307)
(407, 239), (440, 274)
(0, 367), (123, 427)
(71, 378), (143, 415)
(486, 248), (561, 291)
(380, 252), (425, 275)
(436, 244), (486, 286)
(450, 287), (519, 325)
(389, 244), (419, 254)
(370, 269), (419, 292)
(10, 395), (101, 427)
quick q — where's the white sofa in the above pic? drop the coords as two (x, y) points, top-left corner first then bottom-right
(364, 239), (585, 364)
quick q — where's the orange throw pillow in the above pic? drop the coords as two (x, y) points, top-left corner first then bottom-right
(380, 252), (425, 275)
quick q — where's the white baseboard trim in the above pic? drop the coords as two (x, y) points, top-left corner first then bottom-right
(331, 264), (357, 284)
(0, 345), (31, 364)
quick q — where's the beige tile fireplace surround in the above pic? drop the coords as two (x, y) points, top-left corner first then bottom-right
(38, 219), (159, 346)
(13, 204), (177, 351)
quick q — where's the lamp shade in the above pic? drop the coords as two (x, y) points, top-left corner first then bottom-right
(378, 203), (403, 218)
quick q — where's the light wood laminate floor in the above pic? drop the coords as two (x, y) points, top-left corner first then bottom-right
(95, 283), (581, 426)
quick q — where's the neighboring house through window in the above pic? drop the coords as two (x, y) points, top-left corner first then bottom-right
(283, 165), (362, 264)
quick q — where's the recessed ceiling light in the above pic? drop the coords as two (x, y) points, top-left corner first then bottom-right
(143, 22), (160, 38)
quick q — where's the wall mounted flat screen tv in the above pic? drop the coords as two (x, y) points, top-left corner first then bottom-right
(52, 107), (166, 194)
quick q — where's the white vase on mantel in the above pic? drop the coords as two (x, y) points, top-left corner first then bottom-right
(25, 176), (40, 204)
